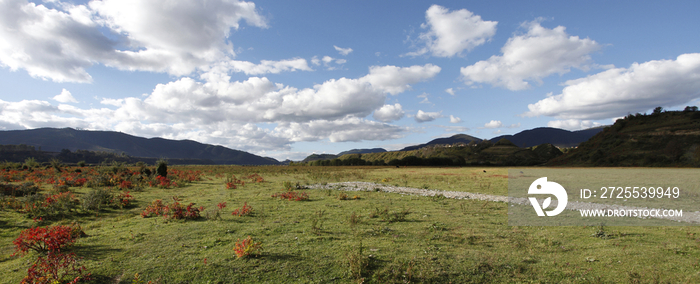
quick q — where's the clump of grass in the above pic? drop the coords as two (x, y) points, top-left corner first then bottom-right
(347, 241), (369, 280)
(369, 207), (410, 222)
(592, 224), (612, 239)
(349, 211), (361, 228)
(311, 210), (325, 234)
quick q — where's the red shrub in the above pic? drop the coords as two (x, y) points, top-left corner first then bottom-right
(141, 197), (202, 220)
(271, 191), (309, 201)
(119, 180), (133, 189)
(22, 251), (90, 284)
(13, 225), (75, 256)
(231, 202), (253, 216)
(233, 236), (262, 258)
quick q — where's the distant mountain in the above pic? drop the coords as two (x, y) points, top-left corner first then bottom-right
(337, 148), (387, 156)
(490, 127), (605, 148)
(0, 128), (280, 165)
(301, 154), (339, 163)
(549, 110), (700, 166)
(400, 134), (482, 151)
(301, 148), (387, 163)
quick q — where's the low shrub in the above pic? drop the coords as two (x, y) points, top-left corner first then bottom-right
(0, 182), (39, 197)
(22, 251), (90, 284)
(231, 202), (253, 217)
(233, 236), (262, 258)
(81, 188), (112, 212)
(225, 175), (245, 189)
(271, 191), (309, 201)
(141, 197), (203, 220)
(13, 225), (76, 256)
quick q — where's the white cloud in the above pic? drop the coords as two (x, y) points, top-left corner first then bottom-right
(316, 55), (346, 70)
(449, 115), (461, 123)
(483, 120), (502, 128)
(334, 45), (353, 56)
(0, 0), (267, 82)
(90, 0), (267, 75)
(461, 20), (601, 90)
(52, 89), (78, 103)
(415, 110), (442, 123)
(360, 64), (441, 95)
(407, 5), (497, 57)
(525, 53), (700, 120)
(417, 93), (431, 104)
(445, 88), (455, 96)
(373, 103), (405, 122)
(547, 119), (601, 131)
(507, 123), (521, 128)
(0, 64), (437, 153)
(311, 56), (321, 66)
(100, 98), (124, 106)
(281, 117), (405, 143)
(224, 58), (312, 75)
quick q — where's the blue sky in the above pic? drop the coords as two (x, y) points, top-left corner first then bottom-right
(2, 0), (700, 161)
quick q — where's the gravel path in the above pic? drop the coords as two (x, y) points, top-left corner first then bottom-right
(307, 181), (700, 225)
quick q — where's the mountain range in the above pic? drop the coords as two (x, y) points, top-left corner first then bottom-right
(0, 125), (606, 166)
(0, 128), (279, 165)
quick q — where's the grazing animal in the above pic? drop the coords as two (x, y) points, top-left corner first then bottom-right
(483, 170), (486, 173)
(396, 165), (400, 168)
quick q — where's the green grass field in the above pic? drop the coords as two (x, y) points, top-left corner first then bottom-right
(1, 166), (699, 283)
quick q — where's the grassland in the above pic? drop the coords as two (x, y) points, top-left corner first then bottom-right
(1, 165), (700, 283)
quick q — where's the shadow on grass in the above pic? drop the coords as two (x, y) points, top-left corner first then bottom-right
(259, 252), (301, 262)
(71, 244), (123, 260)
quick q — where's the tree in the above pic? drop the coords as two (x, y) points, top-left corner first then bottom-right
(156, 159), (168, 177)
(684, 106), (698, 112)
(652, 106), (664, 115)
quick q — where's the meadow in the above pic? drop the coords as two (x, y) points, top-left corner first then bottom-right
(1, 164), (699, 283)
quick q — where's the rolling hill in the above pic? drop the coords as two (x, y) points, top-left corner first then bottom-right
(301, 148), (387, 163)
(489, 127), (605, 148)
(0, 128), (280, 165)
(549, 109), (700, 166)
(400, 134), (482, 151)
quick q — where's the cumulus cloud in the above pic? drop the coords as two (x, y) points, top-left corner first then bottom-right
(0, 0), (268, 82)
(90, 0), (267, 75)
(547, 119), (602, 131)
(223, 58), (312, 75)
(483, 120), (502, 128)
(373, 103), (405, 122)
(52, 89), (78, 103)
(280, 117), (405, 143)
(461, 20), (601, 90)
(415, 110), (442, 123)
(407, 5), (497, 57)
(525, 53), (700, 120)
(334, 45), (353, 56)
(1, 64), (437, 152)
(449, 115), (461, 123)
(445, 88), (455, 96)
(360, 64), (441, 95)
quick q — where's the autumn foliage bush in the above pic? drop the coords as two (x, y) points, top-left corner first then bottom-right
(231, 202), (253, 216)
(271, 191), (309, 201)
(13, 225), (76, 255)
(140, 197), (203, 220)
(13, 225), (90, 284)
(233, 236), (262, 258)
